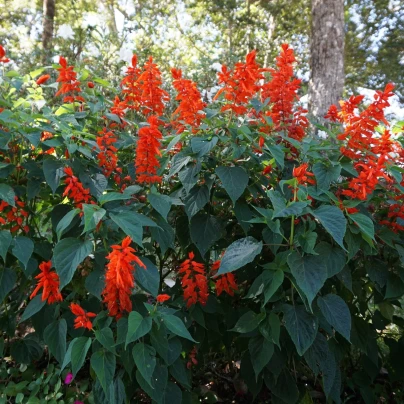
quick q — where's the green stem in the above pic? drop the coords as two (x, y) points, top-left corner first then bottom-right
(289, 183), (298, 249)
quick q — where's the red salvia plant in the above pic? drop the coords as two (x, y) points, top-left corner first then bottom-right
(293, 163), (316, 186)
(178, 252), (209, 307)
(137, 56), (169, 117)
(135, 115), (163, 184)
(30, 261), (63, 304)
(36, 74), (50, 85)
(63, 167), (92, 210)
(0, 45), (10, 63)
(70, 303), (96, 330)
(0, 197), (29, 233)
(214, 50), (264, 115)
(102, 236), (146, 319)
(55, 56), (84, 104)
(171, 68), (206, 133)
(211, 259), (238, 297)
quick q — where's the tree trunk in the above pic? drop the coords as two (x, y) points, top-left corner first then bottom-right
(308, 0), (344, 120)
(42, 0), (56, 63)
(103, 0), (118, 36)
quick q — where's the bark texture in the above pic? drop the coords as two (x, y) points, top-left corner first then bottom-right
(42, 0), (56, 62)
(308, 0), (345, 119)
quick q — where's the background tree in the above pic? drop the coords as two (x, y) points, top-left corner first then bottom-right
(42, 0), (56, 63)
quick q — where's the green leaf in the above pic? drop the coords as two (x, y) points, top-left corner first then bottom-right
(161, 314), (196, 342)
(95, 328), (116, 354)
(12, 236), (34, 269)
(53, 238), (93, 288)
(19, 295), (46, 323)
(0, 268), (16, 303)
(263, 269), (284, 305)
(317, 294), (351, 341)
(169, 358), (191, 389)
(191, 136), (218, 157)
(217, 237), (262, 275)
(71, 337), (91, 376)
(132, 343), (156, 388)
(91, 350), (116, 395)
(267, 143), (284, 169)
(259, 312), (280, 348)
(43, 158), (64, 194)
(134, 258), (159, 297)
(184, 185), (209, 218)
(313, 163), (341, 191)
(148, 192), (172, 221)
(98, 185), (142, 205)
(178, 162), (201, 194)
(215, 166), (249, 204)
(82, 204), (106, 234)
(0, 183), (15, 206)
(126, 312), (152, 348)
(0, 230), (12, 263)
(190, 213), (223, 257)
(311, 205), (347, 250)
(55, 209), (80, 240)
(231, 311), (266, 333)
(248, 336), (274, 380)
(168, 153), (191, 178)
(287, 252), (327, 308)
(349, 213), (375, 241)
(315, 242), (346, 278)
(283, 305), (318, 356)
(150, 215), (175, 255)
(43, 319), (67, 364)
(273, 201), (307, 219)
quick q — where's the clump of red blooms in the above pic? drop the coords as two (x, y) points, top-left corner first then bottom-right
(215, 50), (264, 115)
(102, 236), (146, 319)
(187, 346), (198, 369)
(293, 163), (316, 186)
(0, 197), (29, 233)
(211, 259), (238, 297)
(156, 294), (170, 303)
(30, 261), (63, 304)
(0, 45), (10, 63)
(120, 55), (142, 111)
(324, 83), (404, 231)
(36, 74), (50, 85)
(55, 56), (84, 103)
(87, 81), (94, 89)
(135, 115), (163, 184)
(96, 128), (118, 177)
(63, 167), (92, 210)
(178, 252), (209, 307)
(171, 68), (206, 133)
(69, 303), (96, 330)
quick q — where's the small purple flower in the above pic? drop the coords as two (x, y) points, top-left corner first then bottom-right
(74, 401), (84, 404)
(64, 372), (74, 384)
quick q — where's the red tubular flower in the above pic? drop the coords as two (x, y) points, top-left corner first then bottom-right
(102, 236), (146, 319)
(293, 163), (316, 185)
(55, 56), (84, 103)
(171, 68), (206, 133)
(96, 128), (118, 177)
(178, 252), (209, 307)
(137, 56), (169, 116)
(214, 50), (264, 115)
(69, 303), (96, 330)
(63, 167), (92, 209)
(87, 81), (94, 89)
(211, 259), (238, 297)
(261, 44), (308, 142)
(36, 74), (50, 85)
(324, 104), (341, 122)
(0, 197), (29, 234)
(0, 45), (10, 63)
(156, 294), (170, 303)
(121, 54), (142, 111)
(135, 115), (163, 184)
(30, 261), (63, 304)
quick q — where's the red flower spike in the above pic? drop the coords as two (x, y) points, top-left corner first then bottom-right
(96, 128), (118, 177)
(121, 54), (142, 111)
(102, 236), (146, 319)
(36, 75), (50, 85)
(0, 196), (29, 234)
(135, 115), (163, 184)
(69, 303), (96, 330)
(30, 261), (63, 304)
(211, 259), (238, 297)
(55, 56), (84, 104)
(293, 163), (316, 185)
(178, 252), (209, 307)
(156, 294), (170, 303)
(63, 167), (92, 210)
(171, 68), (206, 133)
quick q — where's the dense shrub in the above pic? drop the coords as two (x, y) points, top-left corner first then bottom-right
(0, 43), (403, 403)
